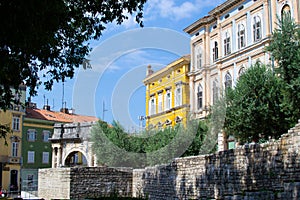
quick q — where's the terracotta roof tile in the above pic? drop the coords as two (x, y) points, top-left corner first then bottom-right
(25, 108), (98, 123)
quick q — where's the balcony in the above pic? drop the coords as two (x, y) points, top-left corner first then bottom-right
(8, 156), (21, 164)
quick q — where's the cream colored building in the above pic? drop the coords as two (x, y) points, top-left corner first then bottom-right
(184, 0), (300, 118)
(184, 0), (299, 150)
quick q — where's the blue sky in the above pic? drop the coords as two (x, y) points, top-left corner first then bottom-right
(31, 0), (225, 132)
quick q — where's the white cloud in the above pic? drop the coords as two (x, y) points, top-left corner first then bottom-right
(121, 11), (140, 29)
(145, 0), (225, 21)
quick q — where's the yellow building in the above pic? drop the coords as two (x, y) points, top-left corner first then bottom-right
(183, 0), (299, 150)
(144, 56), (190, 129)
(0, 85), (26, 192)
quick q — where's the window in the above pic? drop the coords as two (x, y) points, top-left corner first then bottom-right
(224, 72), (232, 89)
(27, 174), (34, 187)
(253, 16), (262, 42)
(197, 84), (203, 110)
(238, 24), (246, 49)
(12, 142), (18, 157)
(238, 67), (245, 77)
(224, 32), (231, 55)
(212, 41), (218, 62)
(175, 85), (182, 107)
(28, 151), (35, 163)
(281, 5), (291, 20)
(165, 90), (172, 110)
(42, 152), (49, 164)
(212, 80), (218, 105)
(42, 130), (51, 142)
(194, 45), (203, 69)
(158, 93), (163, 113)
(12, 116), (20, 131)
(27, 129), (37, 141)
(149, 96), (156, 115)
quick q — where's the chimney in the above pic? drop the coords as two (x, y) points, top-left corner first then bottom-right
(43, 99), (51, 110)
(146, 65), (154, 76)
(60, 108), (69, 114)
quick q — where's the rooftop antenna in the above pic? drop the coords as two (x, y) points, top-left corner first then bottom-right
(52, 99), (55, 110)
(102, 100), (108, 121)
(43, 95), (46, 106)
(62, 78), (65, 109)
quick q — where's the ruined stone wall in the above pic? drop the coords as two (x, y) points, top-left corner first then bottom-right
(69, 167), (132, 199)
(133, 120), (300, 199)
(38, 167), (132, 200)
(39, 121), (300, 200)
(38, 168), (71, 200)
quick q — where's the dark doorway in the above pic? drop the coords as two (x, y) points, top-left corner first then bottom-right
(10, 170), (18, 191)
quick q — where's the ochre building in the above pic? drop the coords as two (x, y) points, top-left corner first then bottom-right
(144, 56), (190, 129)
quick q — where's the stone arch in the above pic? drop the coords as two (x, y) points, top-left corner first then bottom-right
(63, 148), (89, 167)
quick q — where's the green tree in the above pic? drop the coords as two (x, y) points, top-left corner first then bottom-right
(0, 0), (146, 110)
(224, 63), (289, 143)
(91, 118), (210, 168)
(266, 13), (300, 124)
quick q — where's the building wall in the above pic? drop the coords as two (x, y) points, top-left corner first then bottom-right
(144, 56), (190, 129)
(0, 109), (24, 191)
(185, 0), (299, 149)
(21, 118), (54, 191)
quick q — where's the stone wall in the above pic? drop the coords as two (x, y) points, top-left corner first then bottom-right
(38, 167), (132, 200)
(133, 120), (300, 199)
(38, 168), (71, 200)
(70, 167), (132, 199)
(38, 120), (300, 200)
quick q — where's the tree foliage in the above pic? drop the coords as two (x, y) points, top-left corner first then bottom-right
(266, 13), (300, 124)
(224, 63), (289, 143)
(91, 119), (210, 168)
(0, 0), (147, 110)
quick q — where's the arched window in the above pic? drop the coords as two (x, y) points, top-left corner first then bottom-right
(238, 67), (245, 77)
(224, 72), (232, 89)
(212, 41), (218, 61)
(224, 32), (231, 55)
(281, 5), (291, 20)
(253, 16), (262, 42)
(238, 24), (246, 49)
(197, 84), (203, 110)
(195, 45), (203, 69)
(212, 80), (218, 104)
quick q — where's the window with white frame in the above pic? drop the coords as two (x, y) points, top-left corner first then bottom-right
(42, 152), (49, 164)
(238, 67), (246, 77)
(212, 41), (218, 62)
(194, 44), (203, 69)
(281, 5), (291, 20)
(175, 85), (182, 107)
(238, 24), (246, 49)
(12, 116), (20, 131)
(224, 32), (231, 55)
(158, 93), (163, 113)
(197, 84), (203, 110)
(42, 130), (51, 142)
(253, 16), (262, 42)
(224, 72), (233, 89)
(27, 129), (37, 141)
(165, 90), (172, 110)
(12, 142), (19, 157)
(149, 96), (156, 115)
(28, 151), (35, 163)
(212, 80), (218, 105)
